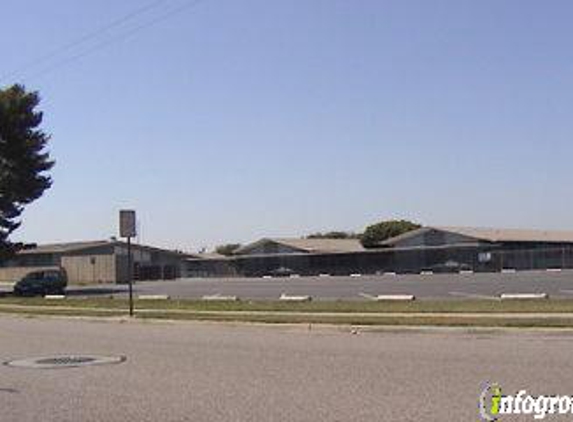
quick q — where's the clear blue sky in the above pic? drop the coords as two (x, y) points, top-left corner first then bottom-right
(2, 0), (573, 251)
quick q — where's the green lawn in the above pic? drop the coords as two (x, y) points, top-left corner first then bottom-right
(3, 297), (573, 313)
(3, 297), (573, 328)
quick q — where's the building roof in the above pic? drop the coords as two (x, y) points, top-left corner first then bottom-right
(18, 240), (189, 257)
(235, 237), (365, 255)
(382, 226), (573, 246)
(18, 240), (113, 255)
(437, 226), (573, 243)
(187, 252), (228, 260)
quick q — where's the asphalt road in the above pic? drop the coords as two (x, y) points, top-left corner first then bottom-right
(1, 316), (573, 421)
(72, 270), (573, 300)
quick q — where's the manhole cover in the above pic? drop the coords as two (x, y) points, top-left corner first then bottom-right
(4, 355), (126, 369)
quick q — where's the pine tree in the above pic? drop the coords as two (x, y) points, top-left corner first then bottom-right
(0, 85), (54, 259)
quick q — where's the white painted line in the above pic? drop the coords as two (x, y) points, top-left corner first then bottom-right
(318, 274), (330, 278)
(279, 293), (312, 302)
(138, 295), (170, 300)
(350, 273), (362, 277)
(449, 291), (499, 300)
(359, 291), (415, 301)
(420, 271), (434, 275)
(546, 268), (562, 272)
(202, 294), (239, 301)
(289, 274), (300, 278)
(459, 270), (474, 275)
(375, 294), (415, 301)
(500, 293), (548, 300)
(384, 272), (397, 276)
(44, 295), (65, 300)
(262, 275), (272, 279)
(501, 268), (517, 274)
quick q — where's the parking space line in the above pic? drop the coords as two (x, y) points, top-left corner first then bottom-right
(500, 293), (548, 300)
(359, 292), (415, 301)
(501, 269), (517, 274)
(279, 293), (312, 302)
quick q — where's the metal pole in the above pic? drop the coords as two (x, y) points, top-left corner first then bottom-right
(128, 236), (133, 317)
(530, 249), (534, 271)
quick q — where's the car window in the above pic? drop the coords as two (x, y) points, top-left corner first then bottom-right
(25, 272), (42, 281)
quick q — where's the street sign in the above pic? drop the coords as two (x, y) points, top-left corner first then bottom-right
(119, 210), (136, 317)
(119, 210), (137, 238)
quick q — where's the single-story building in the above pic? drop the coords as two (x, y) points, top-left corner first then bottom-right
(379, 226), (573, 250)
(0, 240), (189, 284)
(185, 252), (236, 278)
(184, 227), (573, 277)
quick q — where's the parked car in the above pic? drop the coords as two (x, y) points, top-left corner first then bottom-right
(429, 260), (472, 274)
(269, 267), (294, 277)
(13, 269), (68, 297)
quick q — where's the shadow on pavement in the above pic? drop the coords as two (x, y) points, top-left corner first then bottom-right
(65, 287), (127, 297)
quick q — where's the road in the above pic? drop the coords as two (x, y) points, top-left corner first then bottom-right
(65, 270), (573, 300)
(1, 315), (572, 421)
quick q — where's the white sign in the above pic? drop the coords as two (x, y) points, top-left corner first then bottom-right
(119, 210), (136, 238)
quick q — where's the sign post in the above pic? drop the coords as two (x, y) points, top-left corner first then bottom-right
(120, 210), (137, 317)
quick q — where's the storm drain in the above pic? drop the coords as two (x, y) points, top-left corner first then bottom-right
(4, 355), (126, 369)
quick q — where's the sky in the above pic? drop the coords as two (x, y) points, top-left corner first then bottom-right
(1, 0), (573, 251)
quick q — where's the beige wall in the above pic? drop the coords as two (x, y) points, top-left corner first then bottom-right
(61, 254), (116, 284)
(1, 247), (185, 285)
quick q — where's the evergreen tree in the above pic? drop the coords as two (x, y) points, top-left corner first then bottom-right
(0, 85), (54, 259)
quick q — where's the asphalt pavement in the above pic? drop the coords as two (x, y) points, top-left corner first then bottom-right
(2, 270), (573, 300)
(1, 316), (573, 421)
(75, 270), (573, 300)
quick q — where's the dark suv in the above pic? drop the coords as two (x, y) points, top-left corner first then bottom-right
(13, 269), (68, 297)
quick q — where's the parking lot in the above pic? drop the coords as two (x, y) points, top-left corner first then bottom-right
(2, 270), (571, 300)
